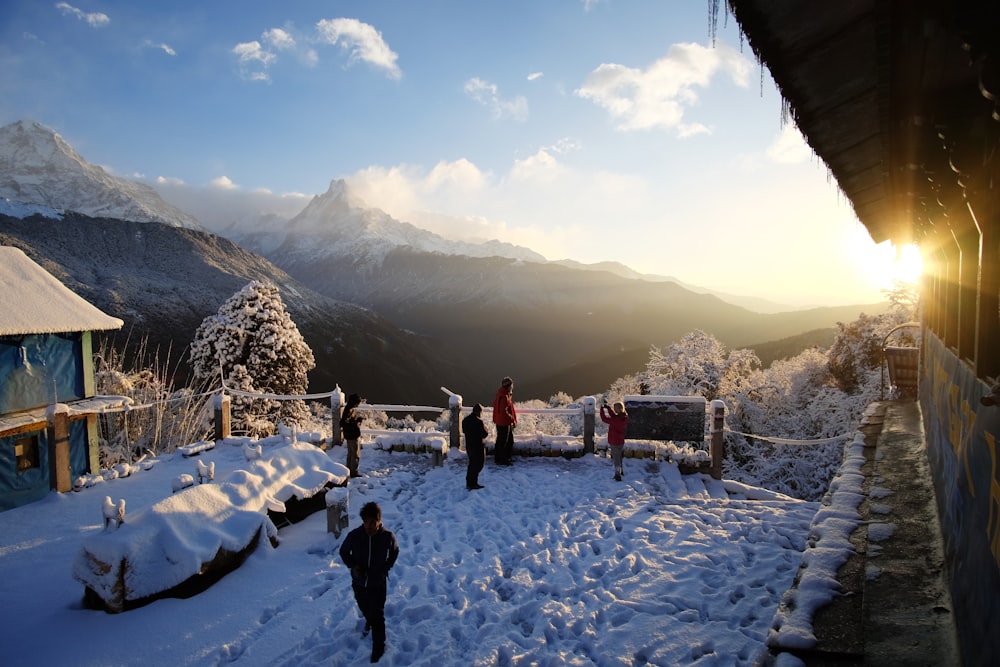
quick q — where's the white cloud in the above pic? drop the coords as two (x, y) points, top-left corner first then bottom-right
(765, 124), (813, 164)
(210, 176), (238, 190)
(233, 40), (276, 81)
(55, 2), (109, 28)
(233, 19), (398, 82)
(464, 77), (528, 121)
(337, 148), (651, 266)
(527, 72), (543, 81)
(575, 41), (751, 136)
(315, 18), (401, 80)
(263, 28), (295, 51)
(143, 40), (176, 56)
(150, 177), (310, 232)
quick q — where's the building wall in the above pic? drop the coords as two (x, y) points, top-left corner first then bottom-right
(0, 419), (89, 512)
(921, 332), (1000, 666)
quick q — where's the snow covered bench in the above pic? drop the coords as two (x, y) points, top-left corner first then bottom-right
(73, 441), (348, 612)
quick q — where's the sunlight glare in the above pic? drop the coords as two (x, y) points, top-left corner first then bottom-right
(894, 243), (923, 284)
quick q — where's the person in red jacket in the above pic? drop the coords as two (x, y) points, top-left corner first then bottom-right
(600, 400), (629, 481)
(492, 376), (517, 465)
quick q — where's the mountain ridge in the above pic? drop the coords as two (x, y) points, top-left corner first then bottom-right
(0, 120), (202, 230)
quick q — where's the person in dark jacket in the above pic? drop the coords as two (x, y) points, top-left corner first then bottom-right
(492, 376), (517, 465)
(600, 400), (629, 481)
(462, 404), (488, 489)
(339, 501), (399, 663)
(340, 393), (364, 477)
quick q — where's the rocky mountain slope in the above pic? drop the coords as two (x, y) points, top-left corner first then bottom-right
(0, 213), (461, 405)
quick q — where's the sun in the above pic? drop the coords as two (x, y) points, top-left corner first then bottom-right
(893, 243), (923, 284)
(863, 239), (923, 292)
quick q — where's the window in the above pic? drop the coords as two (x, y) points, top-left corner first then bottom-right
(15, 435), (40, 473)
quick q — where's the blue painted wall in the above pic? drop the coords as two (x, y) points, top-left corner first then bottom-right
(921, 333), (1000, 666)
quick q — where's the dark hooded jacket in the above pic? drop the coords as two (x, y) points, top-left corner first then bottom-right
(339, 524), (399, 590)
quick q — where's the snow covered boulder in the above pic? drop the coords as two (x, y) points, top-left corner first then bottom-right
(73, 442), (348, 612)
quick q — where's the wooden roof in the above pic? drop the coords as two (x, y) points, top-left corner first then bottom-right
(723, 0), (999, 246)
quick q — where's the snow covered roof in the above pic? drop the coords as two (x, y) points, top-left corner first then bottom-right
(0, 246), (123, 335)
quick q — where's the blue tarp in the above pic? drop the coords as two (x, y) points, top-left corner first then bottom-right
(0, 333), (84, 414)
(0, 420), (89, 512)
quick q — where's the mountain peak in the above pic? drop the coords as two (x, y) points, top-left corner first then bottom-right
(0, 119), (203, 230)
(0, 119), (89, 174)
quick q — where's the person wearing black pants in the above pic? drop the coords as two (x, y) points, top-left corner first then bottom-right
(463, 403), (488, 489)
(492, 376), (517, 465)
(339, 502), (399, 663)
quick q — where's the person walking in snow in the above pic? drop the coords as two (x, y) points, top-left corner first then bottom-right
(600, 400), (629, 481)
(340, 393), (365, 478)
(463, 403), (488, 489)
(339, 501), (399, 664)
(492, 376), (517, 465)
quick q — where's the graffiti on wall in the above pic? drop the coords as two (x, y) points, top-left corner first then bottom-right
(922, 333), (1000, 665)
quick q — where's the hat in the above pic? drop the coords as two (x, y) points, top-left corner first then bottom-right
(981, 383), (1000, 406)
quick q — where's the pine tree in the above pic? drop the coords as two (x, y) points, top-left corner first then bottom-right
(189, 281), (316, 436)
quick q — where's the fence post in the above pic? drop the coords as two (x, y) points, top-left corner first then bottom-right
(449, 393), (463, 453)
(710, 400), (726, 480)
(330, 385), (345, 447)
(214, 394), (231, 442)
(583, 396), (596, 454)
(325, 486), (350, 537)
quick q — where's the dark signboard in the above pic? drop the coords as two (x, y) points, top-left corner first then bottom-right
(622, 395), (706, 442)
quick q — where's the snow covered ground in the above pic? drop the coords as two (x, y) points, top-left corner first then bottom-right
(0, 436), (828, 666)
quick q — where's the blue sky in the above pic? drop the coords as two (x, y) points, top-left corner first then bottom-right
(0, 1), (910, 307)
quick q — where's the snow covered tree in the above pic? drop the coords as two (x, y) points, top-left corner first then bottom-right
(189, 281), (315, 436)
(827, 309), (913, 394)
(643, 330), (759, 401)
(616, 312), (911, 501)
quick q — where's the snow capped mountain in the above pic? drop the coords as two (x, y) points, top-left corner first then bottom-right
(0, 120), (203, 229)
(0, 197), (63, 220)
(238, 178), (546, 266)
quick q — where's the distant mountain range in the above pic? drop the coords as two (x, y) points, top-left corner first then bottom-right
(0, 119), (888, 402)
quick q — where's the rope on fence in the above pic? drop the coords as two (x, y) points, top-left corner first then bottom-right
(87, 388), (223, 414)
(723, 428), (847, 446)
(220, 385), (339, 401)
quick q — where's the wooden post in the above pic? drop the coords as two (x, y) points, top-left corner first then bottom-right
(214, 394), (231, 442)
(85, 414), (100, 473)
(330, 385), (345, 446)
(449, 394), (462, 454)
(583, 396), (596, 454)
(325, 487), (350, 537)
(710, 400), (725, 480)
(46, 404), (72, 493)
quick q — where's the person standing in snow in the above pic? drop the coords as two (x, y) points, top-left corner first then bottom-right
(340, 393), (365, 478)
(339, 501), (399, 664)
(600, 400), (629, 481)
(492, 376), (517, 465)
(463, 404), (488, 489)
